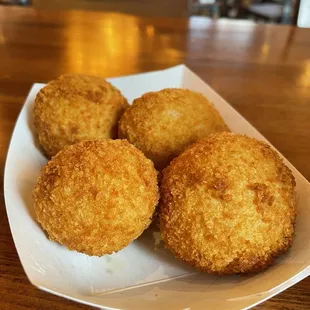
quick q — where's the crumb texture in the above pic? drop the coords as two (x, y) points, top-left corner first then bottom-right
(33, 139), (159, 256)
(34, 74), (128, 157)
(159, 132), (296, 274)
(118, 88), (229, 170)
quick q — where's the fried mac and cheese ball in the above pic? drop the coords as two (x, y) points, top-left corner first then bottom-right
(159, 132), (296, 274)
(34, 74), (128, 157)
(33, 139), (158, 256)
(118, 88), (229, 170)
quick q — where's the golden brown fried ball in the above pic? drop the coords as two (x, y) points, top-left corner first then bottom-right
(159, 132), (296, 274)
(34, 74), (128, 157)
(33, 139), (158, 256)
(118, 88), (229, 170)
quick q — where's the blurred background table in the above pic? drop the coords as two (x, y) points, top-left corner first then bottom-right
(0, 0), (306, 24)
(0, 5), (310, 310)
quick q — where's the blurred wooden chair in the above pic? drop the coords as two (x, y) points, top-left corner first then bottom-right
(234, 0), (299, 24)
(247, 0), (283, 22)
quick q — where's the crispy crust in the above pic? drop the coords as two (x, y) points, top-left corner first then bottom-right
(159, 132), (297, 274)
(33, 74), (128, 157)
(33, 139), (159, 256)
(118, 88), (229, 170)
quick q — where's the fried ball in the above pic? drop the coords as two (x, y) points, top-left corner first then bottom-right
(159, 132), (296, 274)
(33, 139), (158, 256)
(33, 74), (128, 157)
(118, 88), (229, 170)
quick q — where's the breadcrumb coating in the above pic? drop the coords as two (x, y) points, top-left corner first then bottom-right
(159, 132), (296, 274)
(33, 139), (159, 256)
(34, 74), (128, 157)
(118, 88), (229, 170)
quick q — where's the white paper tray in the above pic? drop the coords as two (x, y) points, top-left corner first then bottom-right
(4, 65), (310, 309)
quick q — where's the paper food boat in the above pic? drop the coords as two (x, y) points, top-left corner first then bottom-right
(4, 65), (310, 309)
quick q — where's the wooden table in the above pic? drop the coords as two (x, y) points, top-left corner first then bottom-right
(0, 6), (310, 310)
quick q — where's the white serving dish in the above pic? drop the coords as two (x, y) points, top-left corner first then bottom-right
(4, 65), (310, 309)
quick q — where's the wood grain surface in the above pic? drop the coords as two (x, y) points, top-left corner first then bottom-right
(0, 6), (310, 310)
